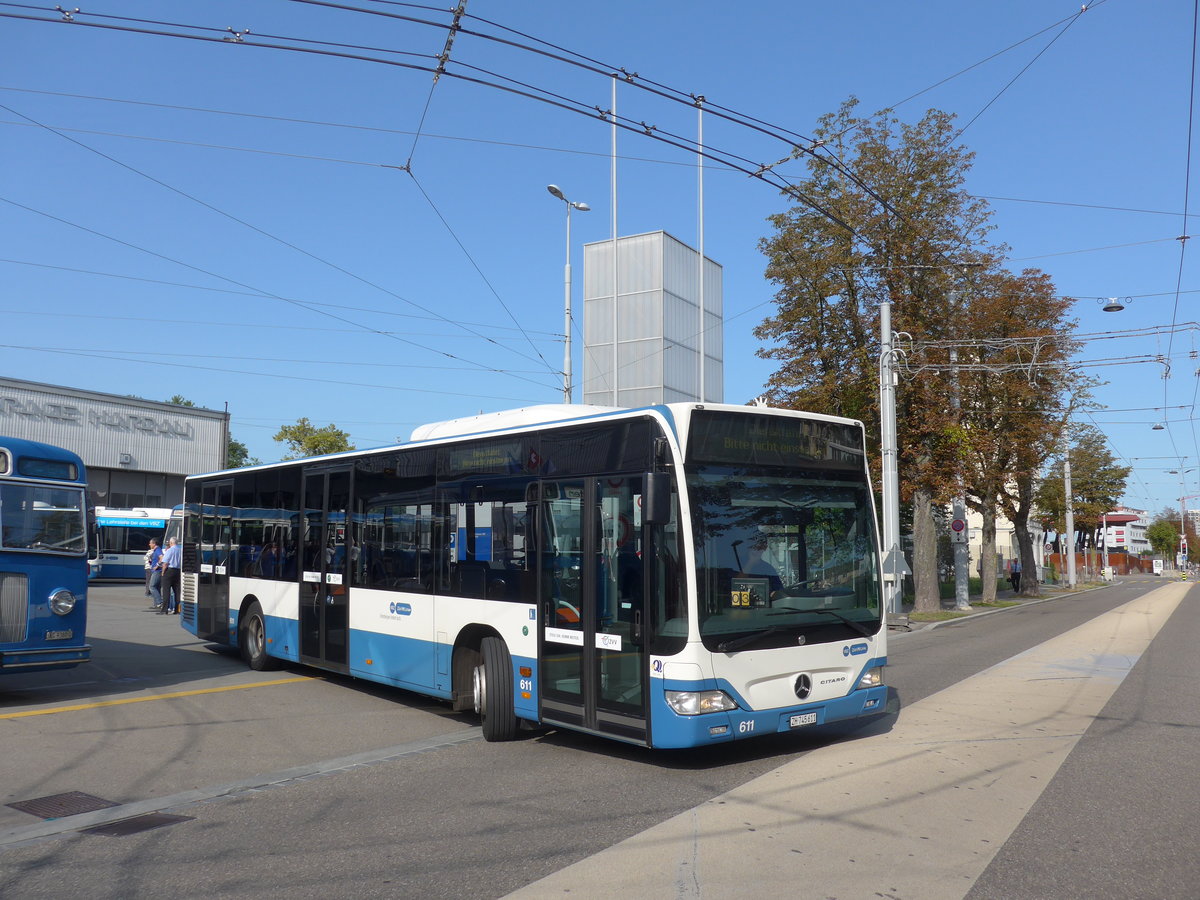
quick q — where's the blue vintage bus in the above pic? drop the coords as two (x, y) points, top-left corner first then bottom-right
(0, 437), (92, 671)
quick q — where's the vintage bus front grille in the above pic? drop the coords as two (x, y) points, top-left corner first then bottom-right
(0, 573), (30, 643)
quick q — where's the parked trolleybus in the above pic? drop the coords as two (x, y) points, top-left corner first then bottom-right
(180, 403), (888, 748)
(0, 437), (92, 671)
(94, 507), (172, 579)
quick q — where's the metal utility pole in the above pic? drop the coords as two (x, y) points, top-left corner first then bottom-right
(879, 301), (909, 614)
(1063, 450), (1077, 588)
(546, 185), (590, 404)
(948, 342), (971, 609)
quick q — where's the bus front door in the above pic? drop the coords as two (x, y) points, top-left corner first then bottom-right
(539, 477), (647, 744)
(300, 467), (350, 672)
(195, 480), (232, 644)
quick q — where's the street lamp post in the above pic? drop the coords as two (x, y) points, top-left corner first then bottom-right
(1100, 511), (1109, 579)
(547, 185), (590, 404)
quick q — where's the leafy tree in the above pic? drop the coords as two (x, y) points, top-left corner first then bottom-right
(1036, 425), (1130, 551)
(1146, 518), (1178, 561)
(273, 418), (355, 460)
(756, 98), (1079, 608)
(226, 437), (259, 469)
(1147, 507), (1195, 565)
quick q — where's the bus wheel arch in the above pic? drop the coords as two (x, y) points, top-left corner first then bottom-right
(239, 598), (278, 671)
(452, 626), (518, 741)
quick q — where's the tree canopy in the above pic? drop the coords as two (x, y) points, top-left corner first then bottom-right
(273, 418), (355, 460)
(757, 97), (1084, 606)
(1036, 425), (1131, 539)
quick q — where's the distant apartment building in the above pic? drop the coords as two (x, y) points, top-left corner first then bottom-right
(1101, 506), (1150, 557)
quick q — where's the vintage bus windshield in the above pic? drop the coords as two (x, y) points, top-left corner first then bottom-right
(0, 483), (87, 554)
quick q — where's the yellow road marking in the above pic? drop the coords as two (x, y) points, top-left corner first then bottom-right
(0, 676), (316, 720)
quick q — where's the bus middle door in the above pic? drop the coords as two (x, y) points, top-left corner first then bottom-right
(300, 467), (351, 672)
(195, 480), (232, 644)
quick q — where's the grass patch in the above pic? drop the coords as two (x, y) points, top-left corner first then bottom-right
(974, 600), (1020, 609)
(909, 610), (970, 622)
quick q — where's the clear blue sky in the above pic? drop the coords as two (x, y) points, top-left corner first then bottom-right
(3, 0), (1198, 517)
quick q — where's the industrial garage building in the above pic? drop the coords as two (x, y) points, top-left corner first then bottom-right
(0, 376), (228, 510)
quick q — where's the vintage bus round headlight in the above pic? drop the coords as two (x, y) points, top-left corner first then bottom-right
(49, 590), (77, 615)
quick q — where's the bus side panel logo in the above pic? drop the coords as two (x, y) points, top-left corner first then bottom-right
(388, 602), (412, 616)
(843, 642), (869, 657)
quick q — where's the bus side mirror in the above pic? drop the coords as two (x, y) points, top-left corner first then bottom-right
(644, 473), (670, 525)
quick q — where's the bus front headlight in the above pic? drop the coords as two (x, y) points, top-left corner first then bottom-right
(49, 590), (77, 615)
(858, 667), (884, 689)
(665, 689), (738, 715)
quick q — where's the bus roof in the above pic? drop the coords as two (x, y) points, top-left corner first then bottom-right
(0, 435), (86, 483)
(184, 403), (866, 481)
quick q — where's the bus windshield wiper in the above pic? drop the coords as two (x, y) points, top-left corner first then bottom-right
(716, 624), (793, 653)
(767, 606), (873, 638)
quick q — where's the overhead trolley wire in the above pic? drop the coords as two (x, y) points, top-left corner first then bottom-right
(0, 195), (560, 392)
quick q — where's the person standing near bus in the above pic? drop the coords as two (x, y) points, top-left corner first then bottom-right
(146, 539), (163, 609)
(143, 538), (158, 598)
(159, 536), (182, 615)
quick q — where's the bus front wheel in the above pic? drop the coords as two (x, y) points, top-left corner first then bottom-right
(241, 602), (279, 672)
(474, 636), (518, 741)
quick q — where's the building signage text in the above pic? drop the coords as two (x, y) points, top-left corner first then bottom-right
(0, 395), (195, 439)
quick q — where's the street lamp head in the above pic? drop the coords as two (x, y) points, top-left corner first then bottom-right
(1101, 297), (1128, 312)
(572, 201), (591, 212)
(547, 184), (566, 201)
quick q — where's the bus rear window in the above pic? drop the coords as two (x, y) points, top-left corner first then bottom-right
(17, 457), (78, 481)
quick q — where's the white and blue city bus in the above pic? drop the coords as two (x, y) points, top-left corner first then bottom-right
(93, 507), (172, 580)
(0, 436), (92, 672)
(180, 403), (887, 749)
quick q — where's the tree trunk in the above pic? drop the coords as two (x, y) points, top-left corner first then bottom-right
(912, 489), (940, 612)
(1011, 479), (1041, 599)
(980, 506), (998, 603)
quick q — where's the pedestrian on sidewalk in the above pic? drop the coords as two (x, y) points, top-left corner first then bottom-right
(1009, 558), (1023, 593)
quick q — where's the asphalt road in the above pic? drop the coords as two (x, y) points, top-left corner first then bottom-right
(0, 577), (1192, 898)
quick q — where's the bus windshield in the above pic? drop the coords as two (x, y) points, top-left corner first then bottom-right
(0, 482), (87, 554)
(688, 468), (882, 650)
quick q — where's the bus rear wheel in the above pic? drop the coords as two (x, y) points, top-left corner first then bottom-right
(240, 602), (279, 671)
(474, 636), (518, 741)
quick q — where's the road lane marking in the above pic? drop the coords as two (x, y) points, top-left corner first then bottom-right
(0, 676), (316, 720)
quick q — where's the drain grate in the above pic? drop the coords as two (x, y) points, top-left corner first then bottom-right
(7, 791), (120, 819)
(80, 813), (193, 837)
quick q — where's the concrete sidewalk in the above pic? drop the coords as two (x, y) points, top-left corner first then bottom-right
(507, 581), (1187, 900)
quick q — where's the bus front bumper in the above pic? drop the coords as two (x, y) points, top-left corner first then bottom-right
(0, 645), (91, 671)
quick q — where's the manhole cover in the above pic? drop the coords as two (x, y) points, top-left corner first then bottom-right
(7, 791), (120, 819)
(81, 813), (193, 837)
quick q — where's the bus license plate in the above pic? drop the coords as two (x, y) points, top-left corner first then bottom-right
(45, 630), (73, 641)
(789, 712), (817, 728)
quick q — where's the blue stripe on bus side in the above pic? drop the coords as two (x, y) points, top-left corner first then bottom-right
(232, 614), (538, 720)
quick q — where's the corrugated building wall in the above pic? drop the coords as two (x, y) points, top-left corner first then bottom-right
(582, 231), (723, 407)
